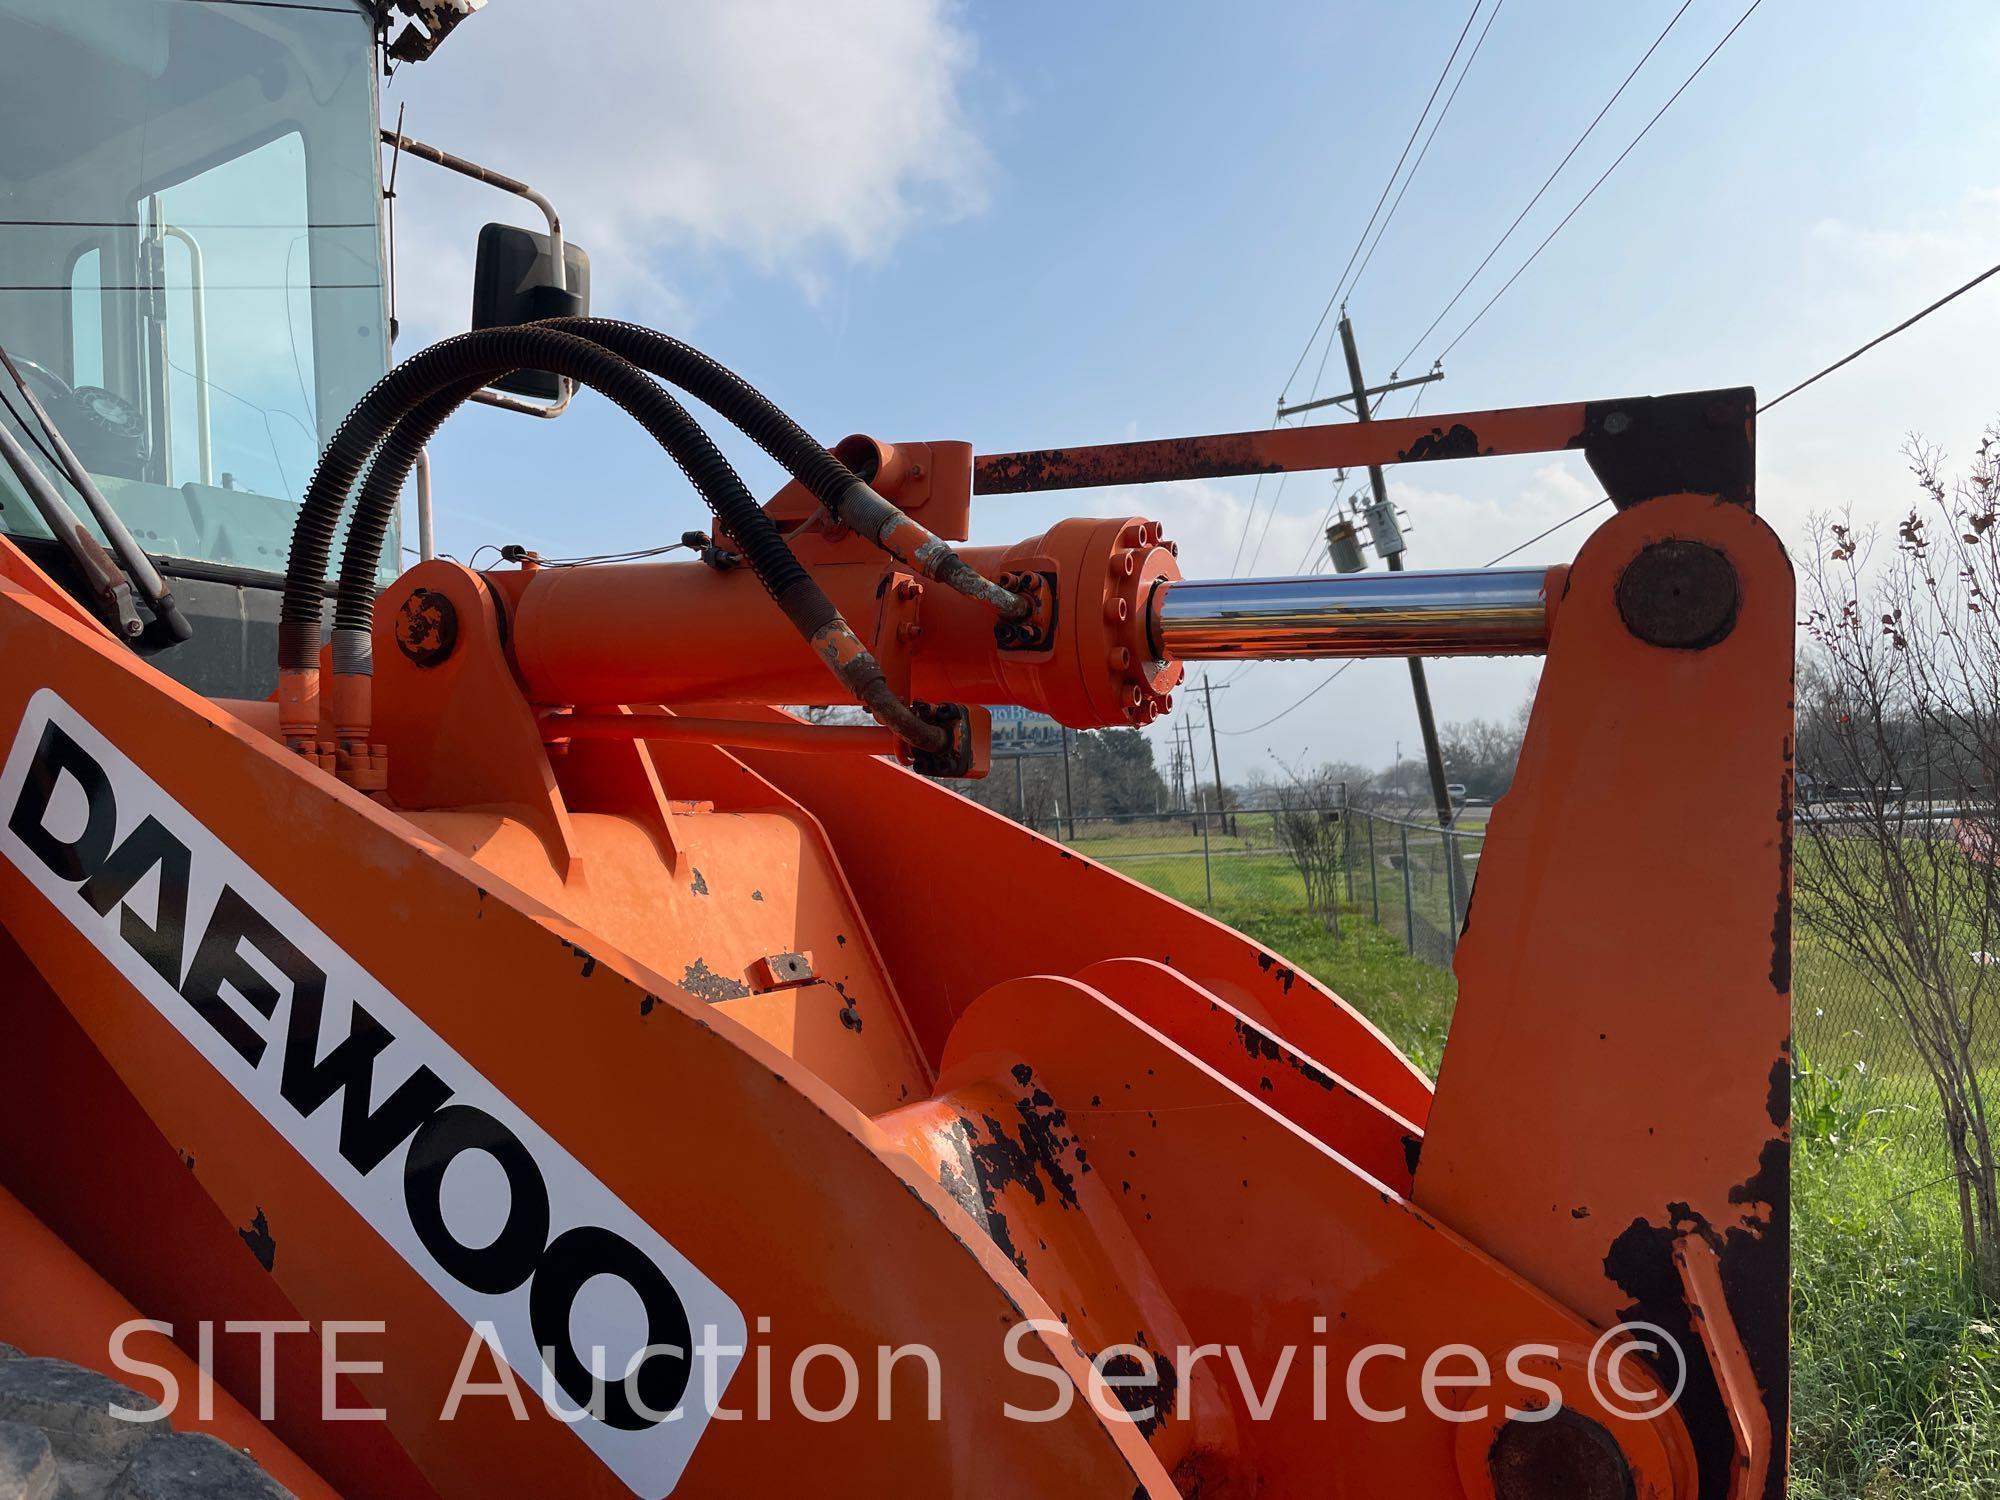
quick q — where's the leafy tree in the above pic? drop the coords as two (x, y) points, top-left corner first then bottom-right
(1438, 697), (1532, 801)
(962, 725), (1168, 825)
(1073, 728), (1169, 816)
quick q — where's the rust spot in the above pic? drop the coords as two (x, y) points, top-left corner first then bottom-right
(833, 979), (862, 1032)
(1601, 1136), (1789, 1500)
(1398, 423), (1481, 462)
(1088, 1331), (1176, 1439)
(1233, 1018), (1280, 1064)
(681, 959), (750, 1002)
(238, 1208), (276, 1271)
(1772, 754), (1794, 994)
(973, 436), (1283, 494)
(1252, 951), (1296, 991)
(393, 587), (458, 667)
(1488, 1408), (1633, 1500)
(933, 1065), (1088, 1275)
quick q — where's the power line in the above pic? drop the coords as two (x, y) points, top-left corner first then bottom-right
(1759, 258), (2000, 414)
(1275, 0), (1487, 405)
(1347, 0), (1508, 311)
(1229, 464), (1281, 576)
(1215, 244), (2000, 744)
(1392, 0), (1696, 375)
(1484, 496), (1610, 565)
(1237, 470), (1292, 577)
(1219, 0), (1732, 704)
(1434, 0), (1765, 365)
(1221, 661), (1359, 737)
(1237, 3), (1491, 582)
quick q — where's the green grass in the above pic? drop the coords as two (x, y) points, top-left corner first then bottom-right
(1103, 857), (2000, 1499)
(1214, 898), (1461, 1075)
(1104, 849), (1302, 908)
(1792, 1132), (2000, 1499)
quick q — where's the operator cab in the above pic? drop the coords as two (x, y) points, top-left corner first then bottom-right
(0, 0), (389, 698)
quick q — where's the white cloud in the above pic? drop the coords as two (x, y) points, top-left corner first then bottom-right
(1762, 184), (2000, 552)
(385, 0), (989, 334)
(1805, 185), (2000, 275)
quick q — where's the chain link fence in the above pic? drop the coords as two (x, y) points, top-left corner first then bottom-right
(1786, 812), (2000, 1223)
(1019, 803), (1484, 965)
(1793, 922), (1997, 1198)
(1018, 797), (1987, 1217)
(1338, 808), (1484, 967)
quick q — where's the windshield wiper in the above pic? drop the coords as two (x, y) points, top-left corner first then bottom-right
(0, 341), (191, 646)
(0, 409), (146, 638)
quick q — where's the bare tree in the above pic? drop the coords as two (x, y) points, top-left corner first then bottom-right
(1271, 764), (1350, 935)
(1438, 681), (1538, 801)
(1796, 428), (2000, 1298)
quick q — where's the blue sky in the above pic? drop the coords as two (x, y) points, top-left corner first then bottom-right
(391, 0), (2000, 774)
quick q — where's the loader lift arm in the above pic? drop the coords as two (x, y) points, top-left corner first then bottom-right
(0, 330), (1789, 1499)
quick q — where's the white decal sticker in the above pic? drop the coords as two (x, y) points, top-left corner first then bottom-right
(0, 690), (742, 1497)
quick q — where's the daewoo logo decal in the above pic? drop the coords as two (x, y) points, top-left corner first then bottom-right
(0, 689), (742, 1497)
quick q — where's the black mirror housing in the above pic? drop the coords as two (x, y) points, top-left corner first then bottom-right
(470, 222), (590, 398)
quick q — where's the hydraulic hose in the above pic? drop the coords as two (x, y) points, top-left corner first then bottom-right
(331, 375), (482, 656)
(281, 326), (942, 751)
(532, 318), (1030, 620)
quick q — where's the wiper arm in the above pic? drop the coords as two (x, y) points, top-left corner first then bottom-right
(0, 342), (192, 645)
(0, 411), (145, 639)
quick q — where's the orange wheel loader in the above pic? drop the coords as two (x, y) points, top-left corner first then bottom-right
(0, 3), (1789, 1497)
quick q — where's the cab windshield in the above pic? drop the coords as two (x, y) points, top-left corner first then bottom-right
(0, 0), (388, 577)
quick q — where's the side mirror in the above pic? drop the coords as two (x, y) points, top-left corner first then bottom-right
(470, 222), (590, 398)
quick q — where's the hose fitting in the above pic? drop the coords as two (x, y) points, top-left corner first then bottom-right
(833, 480), (1032, 619)
(284, 324), (946, 755)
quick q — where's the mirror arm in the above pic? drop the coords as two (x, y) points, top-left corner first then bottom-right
(469, 383), (574, 420)
(379, 128), (575, 417)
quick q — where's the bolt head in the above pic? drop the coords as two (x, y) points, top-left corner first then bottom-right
(1616, 540), (1739, 650)
(394, 587), (459, 667)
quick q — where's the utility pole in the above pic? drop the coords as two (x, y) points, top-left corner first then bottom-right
(1183, 716), (1204, 832)
(1338, 313), (1455, 833)
(1060, 727), (1077, 841)
(1201, 675), (1232, 835)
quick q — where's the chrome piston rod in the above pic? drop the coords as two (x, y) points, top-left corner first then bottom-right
(1151, 566), (1553, 660)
